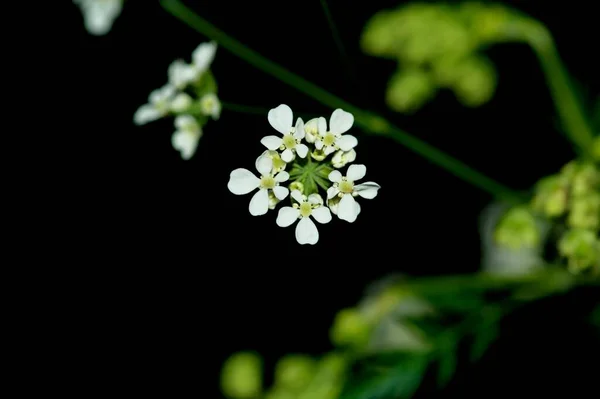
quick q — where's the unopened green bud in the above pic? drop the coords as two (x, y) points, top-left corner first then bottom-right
(274, 355), (316, 392)
(311, 149), (326, 161)
(289, 181), (304, 193)
(221, 352), (262, 399)
(568, 194), (600, 231)
(532, 176), (567, 217)
(361, 11), (401, 57)
(386, 68), (435, 113)
(572, 163), (599, 196)
(330, 308), (371, 347)
(452, 56), (496, 107)
(494, 207), (539, 249)
(558, 229), (600, 273)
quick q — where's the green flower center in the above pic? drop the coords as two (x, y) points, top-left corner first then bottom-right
(282, 134), (297, 149)
(299, 202), (313, 218)
(260, 176), (276, 189)
(323, 132), (336, 147)
(339, 180), (354, 194)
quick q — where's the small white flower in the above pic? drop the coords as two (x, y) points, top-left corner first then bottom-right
(261, 104), (309, 163)
(192, 42), (217, 77)
(171, 115), (202, 160)
(276, 190), (332, 245)
(171, 93), (193, 113)
(257, 150), (287, 173)
(332, 149), (357, 168)
(303, 118), (320, 143)
(200, 93), (222, 120)
(74, 0), (122, 36)
(327, 164), (380, 223)
(168, 59), (197, 90)
(314, 109), (358, 155)
(328, 195), (361, 217)
(228, 156), (290, 216)
(133, 84), (176, 125)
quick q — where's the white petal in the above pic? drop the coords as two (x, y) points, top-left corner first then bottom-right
(336, 135), (358, 151)
(150, 84), (175, 103)
(281, 148), (295, 163)
(272, 186), (289, 200)
(174, 114), (197, 130)
(295, 144), (309, 158)
(255, 156), (273, 176)
(327, 187), (340, 199)
(355, 182), (381, 199)
(274, 171), (289, 183)
(338, 194), (359, 223)
(228, 168), (260, 195)
(192, 41), (217, 73)
(261, 136), (283, 151)
(249, 189), (269, 216)
(328, 170), (342, 183)
(347, 164), (367, 181)
(295, 217), (319, 245)
(171, 129), (201, 160)
(315, 140), (324, 150)
(308, 194), (324, 206)
(356, 202), (362, 216)
(311, 207), (332, 224)
(277, 207), (300, 227)
(171, 93), (193, 112)
(133, 104), (161, 125)
(346, 149), (357, 163)
(329, 109), (354, 134)
(268, 104), (293, 135)
(324, 146), (336, 155)
(294, 118), (305, 139)
(291, 189), (304, 203)
(317, 117), (327, 134)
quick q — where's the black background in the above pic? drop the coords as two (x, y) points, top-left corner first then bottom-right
(62, 0), (599, 396)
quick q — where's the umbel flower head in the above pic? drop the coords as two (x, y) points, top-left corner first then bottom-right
(228, 104), (381, 245)
(73, 0), (123, 36)
(133, 41), (221, 160)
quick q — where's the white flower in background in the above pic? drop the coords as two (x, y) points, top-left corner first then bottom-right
(261, 104), (309, 162)
(276, 190), (332, 245)
(228, 157), (290, 216)
(171, 115), (202, 160)
(200, 93), (222, 120)
(327, 165), (380, 223)
(315, 109), (358, 155)
(74, 0), (123, 36)
(192, 42), (217, 77)
(133, 84), (177, 125)
(332, 149), (357, 168)
(168, 59), (197, 90)
(171, 93), (193, 113)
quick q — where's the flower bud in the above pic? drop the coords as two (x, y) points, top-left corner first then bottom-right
(221, 352), (262, 399)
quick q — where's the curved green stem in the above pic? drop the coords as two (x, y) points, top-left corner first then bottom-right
(508, 14), (596, 157)
(160, 0), (524, 203)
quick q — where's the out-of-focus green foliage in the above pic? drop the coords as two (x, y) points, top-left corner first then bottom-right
(221, 352), (263, 399)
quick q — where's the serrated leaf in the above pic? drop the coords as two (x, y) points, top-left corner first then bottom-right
(339, 354), (429, 399)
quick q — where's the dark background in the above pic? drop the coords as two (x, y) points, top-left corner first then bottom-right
(62, 0), (599, 396)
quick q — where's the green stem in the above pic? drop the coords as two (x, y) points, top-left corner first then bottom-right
(160, 0), (524, 203)
(511, 16), (596, 157)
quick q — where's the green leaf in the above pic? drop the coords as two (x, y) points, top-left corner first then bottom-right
(469, 310), (501, 362)
(436, 337), (457, 388)
(339, 353), (429, 399)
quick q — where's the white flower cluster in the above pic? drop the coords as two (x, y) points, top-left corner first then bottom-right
(227, 104), (381, 245)
(74, 0), (123, 36)
(133, 42), (221, 160)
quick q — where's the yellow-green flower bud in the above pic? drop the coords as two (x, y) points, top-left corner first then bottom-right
(572, 163), (599, 197)
(532, 176), (567, 217)
(274, 355), (316, 392)
(289, 181), (304, 193)
(451, 56), (496, 107)
(361, 11), (401, 57)
(221, 352), (262, 399)
(558, 229), (600, 273)
(568, 194), (600, 231)
(494, 207), (540, 249)
(329, 308), (371, 347)
(386, 68), (435, 113)
(460, 3), (510, 43)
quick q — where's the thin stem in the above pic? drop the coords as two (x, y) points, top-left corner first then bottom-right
(160, 0), (524, 203)
(319, 0), (356, 83)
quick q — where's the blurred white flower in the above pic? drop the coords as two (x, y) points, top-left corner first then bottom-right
(171, 115), (202, 160)
(168, 60), (197, 90)
(228, 157), (290, 216)
(200, 93), (222, 120)
(327, 165), (380, 223)
(261, 104), (309, 162)
(192, 42), (217, 77)
(332, 149), (357, 168)
(74, 0), (123, 36)
(133, 84), (177, 125)
(276, 190), (332, 245)
(315, 109), (358, 155)
(170, 93), (193, 113)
